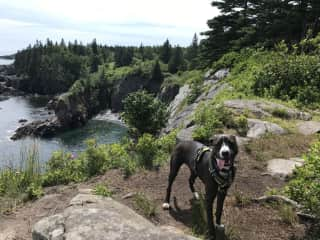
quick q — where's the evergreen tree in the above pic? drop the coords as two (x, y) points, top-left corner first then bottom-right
(159, 39), (172, 64)
(168, 46), (184, 74)
(201, 0), (320, 64)
(186, 33), (199, 69)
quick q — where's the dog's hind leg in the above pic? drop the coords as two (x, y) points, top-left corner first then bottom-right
(189, 172), (199, 200)
(163, 154), (183, 210)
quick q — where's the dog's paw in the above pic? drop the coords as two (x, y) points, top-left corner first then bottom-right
(193, 192), (200, 200)
(162, 202), (170, 210)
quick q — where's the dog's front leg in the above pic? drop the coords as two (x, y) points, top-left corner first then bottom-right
(215, 189), (227, 225)
(205, 186), (216, 240)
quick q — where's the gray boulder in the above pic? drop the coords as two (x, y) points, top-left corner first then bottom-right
(297, 121), (320, 135)
(224, 99), (311, 121)
(213, 69), (229, 80)
(267, 158), (304, 179)
(247, 119), (286, 138)
(32, 193), (199, 240)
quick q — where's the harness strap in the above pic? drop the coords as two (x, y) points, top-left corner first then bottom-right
(194, 146), (235, 191)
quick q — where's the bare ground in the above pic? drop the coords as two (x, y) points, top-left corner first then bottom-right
(0, 133), (316, 240)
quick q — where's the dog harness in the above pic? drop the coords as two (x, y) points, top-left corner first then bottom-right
(195, 146), (235, 191)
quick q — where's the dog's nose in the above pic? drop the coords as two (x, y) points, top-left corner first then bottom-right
(222, 150), (229, 157)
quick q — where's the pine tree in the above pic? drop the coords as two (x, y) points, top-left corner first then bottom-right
(168, 46), (184, 74)
(186, 33), (199, 69)
(159, 39), (172, 64)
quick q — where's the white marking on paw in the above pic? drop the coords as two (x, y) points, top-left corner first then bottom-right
(162, 202), (170, 210)
(193, 192), (200, 200)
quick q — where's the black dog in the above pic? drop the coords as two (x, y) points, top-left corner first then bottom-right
(163, 135), (238, 239)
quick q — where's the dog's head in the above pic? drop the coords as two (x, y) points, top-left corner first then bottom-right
(209, 134), (238, 170)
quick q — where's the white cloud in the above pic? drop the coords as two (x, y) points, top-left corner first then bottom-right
(0, 0), (218, 53)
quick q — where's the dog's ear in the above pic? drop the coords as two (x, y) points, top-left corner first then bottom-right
(209, 135), (219, 146)
(229, 135), (237, 144)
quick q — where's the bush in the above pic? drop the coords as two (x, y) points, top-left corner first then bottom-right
(135, 134), (158, 169)
(93, 184), (113, 197)
(285, 140), (320, 217)
(133, 193), (157, 219)
(192, 103), (234, 142)
(42, 151), (87, 186)
(122, 90), (169, 136)
(253, 53), (320, 107)
(187, 74), (203, 104)
(0, 146), (43, 212)
(234, 115), (248, 137)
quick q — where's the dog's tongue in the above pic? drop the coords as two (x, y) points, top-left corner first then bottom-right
(217, 159), (225, 170)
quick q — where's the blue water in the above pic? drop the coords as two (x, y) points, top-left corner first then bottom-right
(0, 59), (14, 65)
(0, 96), (127, 168)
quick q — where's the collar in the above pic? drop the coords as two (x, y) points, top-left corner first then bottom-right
(209, 156), (234, 189)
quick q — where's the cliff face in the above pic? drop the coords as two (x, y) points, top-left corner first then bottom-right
(110, 70), (163, 112)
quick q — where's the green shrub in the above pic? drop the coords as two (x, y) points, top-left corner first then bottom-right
(234, 115), (248, 137)
(133, 193), (157, 218)
(42, 151), (87, 186)
(211, 51), (241, 73)
(93, 184), (113, 197)
(191, 193), (207, 236)
(0, 145), (43, 211)
(122, 90), (169, 136)
(285, 140), (320, 217)
(278, 204), (298, 225)
(192, 103), (234, 142)
(271, 108), (291, 119)
(135, 134), (158, 169)
(253, 53), (320, 107)
(186, 72), (204, 104)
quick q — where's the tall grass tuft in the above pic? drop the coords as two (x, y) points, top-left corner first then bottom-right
(0, 143), (43, 214)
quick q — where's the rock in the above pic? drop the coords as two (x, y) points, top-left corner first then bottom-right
(224, 99), (312, 121)
(176, 126), (196, 142)
(297, 121), (320, 135)
(267, 158), (304, 179)
(18, 118), (28, 123)
(159, 84), (180, 104)
(167, 85), (191, 119)
(11, 117), (62, 140)
(247, 119), (286, 138)
(164, 83), (228, 134)
(32, 193), (199, 240)
(204, 69), (214, 79)
(54, 93), (88, 128)
(110, 70), (163, 112)
(213, 68), (229, 80)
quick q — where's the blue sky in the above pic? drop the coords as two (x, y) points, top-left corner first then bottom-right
(0, 0), (218, 55)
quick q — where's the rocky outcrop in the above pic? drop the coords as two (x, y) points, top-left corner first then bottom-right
(297, 121), (320, 135)
(247, 119), (286, 138)
(32, 193), (198, 240)
(224, 99), (312, 120)
(164, 83), (228, 134)
(266, 158), (304, 179)
(111, 70), (163, 112)
(11, 117), (63, 140)
(159, 84), (180, 104)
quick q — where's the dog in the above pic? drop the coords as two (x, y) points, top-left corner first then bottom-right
(163, 134), (238, 239)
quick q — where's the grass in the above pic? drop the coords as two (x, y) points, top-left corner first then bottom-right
(233, 191), (251, 207)
(191, 193), (207, 238)
(93, 183), (113, 197)
(244, 133), (315, 162)
(133, 193), (157, 219)
(0, 144), (43, 214)
(278, 204), (298, 225)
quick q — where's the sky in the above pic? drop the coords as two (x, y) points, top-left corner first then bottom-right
(0, 0), (218, 55)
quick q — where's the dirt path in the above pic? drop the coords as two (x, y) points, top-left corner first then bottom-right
(0, 137), (312, 240)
